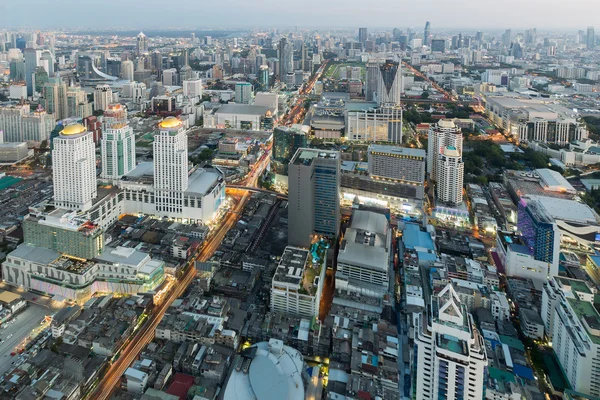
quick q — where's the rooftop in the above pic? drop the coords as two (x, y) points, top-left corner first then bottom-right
(338, 210), (389, 271)
(216, 104), (272, 116)
(567, 297), (600, 344)
(536, 168), (576, 194)
(273, 246), (310, 288)
(524, 195), (598, 225)
(0, 291), (22, 304)
(557, 277), (593, 295)
(368, 144), (426, 158)
(291, 148), (339, 165)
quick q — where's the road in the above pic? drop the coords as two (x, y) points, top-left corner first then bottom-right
(282, 60), (328, 126)
(87, 141), (272, 400)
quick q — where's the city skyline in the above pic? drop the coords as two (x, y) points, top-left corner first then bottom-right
(1, 0), (599, 30)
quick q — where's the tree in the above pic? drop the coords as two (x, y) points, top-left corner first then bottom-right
(476, 176), (488, 185)
(421, 91), (430, 99)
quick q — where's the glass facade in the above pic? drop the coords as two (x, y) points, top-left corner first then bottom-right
(517, 199), (557, 264)
(272, 127), (307, 175)
(313, 165), (339, 237)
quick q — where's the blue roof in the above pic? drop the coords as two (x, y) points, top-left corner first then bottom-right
(403, 223), (434, 251)
(513, 364), (535, 381)
(509, 243), (530, 255)
(589, 255), (600, 267)
(417, 251), (437, 261)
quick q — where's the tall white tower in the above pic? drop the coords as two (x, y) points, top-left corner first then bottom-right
(101, 105), (135, 181)
(153, 117), (188, 215)
(52, 123), (97, 211)
(427, 119), (463, 180)
(437, 146), (464, 205)
(121, 60), (134, 81)
(93, 84), (113, 112)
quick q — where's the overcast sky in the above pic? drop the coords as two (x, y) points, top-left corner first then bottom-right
(1, 0), (598, 31)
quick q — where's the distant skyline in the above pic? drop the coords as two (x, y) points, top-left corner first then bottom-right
(1, 0), (599, 30)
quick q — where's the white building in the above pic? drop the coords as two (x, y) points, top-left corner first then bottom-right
(162, 68), (178, 86)
(9, 84), (27, 100)
(0, 104), (54, 143)
(368, 144), (426, 185)
(336, 209), (391, 297)
(270, 246), (325, 318)
(427, 119), (463, 180)
(93, 84), (113, 112)
(490, 290), (511, 321)
(413, 284), (487, 400)
(541, 275), (600, 396)
(123, 368), (149, 394)
(183, 79), (203, 98)
(436, 146), (464, 205)
(101, 122), (136, 181)
(52, 123), (97, 211)
(121, 60), (134, 81)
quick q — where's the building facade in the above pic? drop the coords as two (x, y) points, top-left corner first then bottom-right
(436, 146), (464, 205)
(101, 122), (136, 181)
(427, 119), (463, 181)
(368, 144), (425, 185)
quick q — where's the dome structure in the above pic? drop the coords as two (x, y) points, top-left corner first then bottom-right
(60, 123), (87, 136)
(159, 117), (182, 129)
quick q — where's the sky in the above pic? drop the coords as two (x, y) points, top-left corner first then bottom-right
(1, 0), (599, 31)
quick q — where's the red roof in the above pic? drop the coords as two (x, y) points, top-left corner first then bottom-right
(166, 373), (195, 400)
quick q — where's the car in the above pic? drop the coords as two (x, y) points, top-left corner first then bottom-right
(10, 352), (15, 356)
(31, 297), (37, 301)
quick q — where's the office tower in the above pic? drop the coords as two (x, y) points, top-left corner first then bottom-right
(413, 284), (487, 400)
(271, 126), (307, 176)
(151, 50), (162, 77)
(121, 60), (134, 81)
(234, 82), (253, 104)
(423, 21), (431, 46)
(24, 48), (40, 96)
(365, 63), (379, 101)
(502, 29), (512, 47)
(436, 146), (464, 205)
(427, 119), (463, 180)
(358, 27), (368, 49)
(475, 31), (483, 42)
(368, 144), (425, 184)
(162, 68), (178, 86)
(43, 77), (68, 121)
(510, 42), (523, 59)
(587, 26), (596, 49)
(153, 117), (188, 215)
(288, 148), (340, 248)
(0, 104), (54, 143)
(431, 39), (445, 52)
(376, 60), (402, 105)
(101, 116), (136, 181)
(517, 199), (560, 276)
(93, 84), (112, 112)
(277, 38), (293, 81)
(40, 51), (54, 76)
(258, 65), (270, 89)
(52, 123), (97, 211)
(183, 79), (203, 98)
(34, 67), (48, 94)
(9, 58), (25, 81)
(336, 208), (390, 297)
(137, 32), (148, 55)
(66, 86), (92, 119)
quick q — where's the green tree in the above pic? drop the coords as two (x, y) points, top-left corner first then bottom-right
(421, 91), (430, 99)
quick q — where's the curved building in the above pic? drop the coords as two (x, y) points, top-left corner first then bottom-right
(77, 54), (119, 83)
(223, 339), (307, 400)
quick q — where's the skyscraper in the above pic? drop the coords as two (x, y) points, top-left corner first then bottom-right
(502, 29), (512, 48)
(358, 27), (368, 49)
(93, 84), (113, 112)
(413, 284), (487, 400)
(277, 38), (293, 81)
(436, 146), (464, 205)
(121, 60), (134, 81)
(43, 77), (68, 121)
(427, 119), (463, 181)
(517, 198), (560, 276)
(288, 148), (340, 248)
(376, 60), (402, 105)
(52, 123), (97, 211)
(587, 26), (596, 49)
(271, 126), (307, 176)
(153, 117), (188, 215)
(23, 48), (40, 96)
(137, 32), (148, 56)
(424, 21), (431, 46)
(101, 107), (136, 181)
(234, 82), (253, 104)
(258, 65), (270, 90)
(365, 62), (380, 102)
(9, 58), (25, 81)
(66, 86), (92, 119)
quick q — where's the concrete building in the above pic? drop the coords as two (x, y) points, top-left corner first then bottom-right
(427, 120), (463, 181)
(235, 82), (253, 104)
(270, 246), (325, 318)
(204, 104), (273, 131)
(123, 368), (149, 394)
(66, 85), (92, 119)
(93, 84), (113, 112)
(52, 123), (97, 211)
(368, 144), (425, 185)
(413, 284), (487, 400)
(43, 77), (68, 121)
(336, 209), (391, 297)
(365, 60), (402, 105)
(346, 104), (403, 143)
(288, 148), (340, 248)
(437, 146), (464, 205)
(0, 104), (54, 143)
(183, 79), (203, 98)
(101, 120), (136, 181)
(121, 60), (134, 81)
(0, 142), (31, 163)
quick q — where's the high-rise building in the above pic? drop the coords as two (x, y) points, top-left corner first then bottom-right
(162, 68), (178, 86)
(9, 58), (25, 81)
(367, 144), (426, 185)
(153, 117), (188, 215)
(137, 32), (148, 56)
(427, 119), (463, 180)
(436, 146), (464, 205)
(183, 79), (203, 98)
(102, 103), (127, 130)
(346, 105), (403, 143)
(502, 29), (512, 48)
(431, 39), (446, 52)
(375, 60), (402, 105)
(52, 123), (97, 211)
(234, 82), (253, 104)
(258, 65), (270, 89)
(413, 284), (487, 400)
(365, 62), (380, 102)
(34, 66), (48, 95)
(93, 84), (112, 112)
(40, 51), (54, 76)
(424, 21), (431, 46)
(587, 26), (596, 49)
(43, 77), (68, 121)
(66, 85), (92, 119)
(288, 148), (340, 248)
(541, 275), (600, 397)
(101, 117), (136, 181)
(0, 104), (54, 143)
(277, 38), (293, 81)
(358, 27), (368, 49)
(271, 126), (307, 176)
(121, 60), (134, 81)
(23, 48), (40, 96)
(517, 198), (560, 276)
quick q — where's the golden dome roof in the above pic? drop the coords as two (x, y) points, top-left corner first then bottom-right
(60, 123), (87, 136)
(106, 103), (122, 111)
(159, 117), (182, 129)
